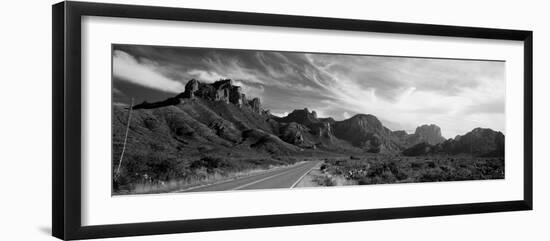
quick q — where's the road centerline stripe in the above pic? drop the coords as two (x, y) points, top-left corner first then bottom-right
(290, 161), (319, 188)
(231, 162), (310, 190)
(176, 163), (299, 192)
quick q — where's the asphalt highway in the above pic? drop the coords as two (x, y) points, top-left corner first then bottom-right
(178, 161), (320, 192)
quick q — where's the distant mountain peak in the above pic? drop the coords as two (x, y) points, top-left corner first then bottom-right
(343, 114), (383, 130)
(415, 124), (440, 133)
(351, 113), (376, 118)
(459, 127), (504, 139)
(349, 114), (379, 122)
(470, 127), (499, 134)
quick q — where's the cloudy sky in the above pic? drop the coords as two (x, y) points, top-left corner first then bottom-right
(112, 44), (505, 138)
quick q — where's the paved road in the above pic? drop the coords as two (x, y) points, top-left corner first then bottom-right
(178, 161), (320, 192)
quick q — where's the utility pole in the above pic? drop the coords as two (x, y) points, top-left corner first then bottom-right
(115, 98), (134, 180)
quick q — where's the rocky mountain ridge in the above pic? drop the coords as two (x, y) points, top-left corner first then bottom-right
(403, 128), (505, 157)
(133, 79), (266, 115)
(115, 79), (504, 157)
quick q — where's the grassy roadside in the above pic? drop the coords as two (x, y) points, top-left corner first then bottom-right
(113, 155), (301, 195)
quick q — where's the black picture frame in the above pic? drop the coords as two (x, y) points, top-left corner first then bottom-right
(52, 1), (533, 240)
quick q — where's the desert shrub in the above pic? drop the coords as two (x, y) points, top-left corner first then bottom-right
(394, 171), (408, 181)
(366, 163), (387, 177)
(439, 165), (451, 173)
(112, 149), (188, 193)
(273, 155), (299, 164)
(190, 156), (227, 171)
(418, 168), (450, 182)
(452, 168), (474, 180)
(366, 162), (400, 178)
(471, 159), (504, 179)
(143, 117), (159, 130)
(149, 142), (167, 152)
(315, 175), (335, 186)
(358, 170), (396, 184)
(188, 155), (286, 176)
(411, 162), (423, 170)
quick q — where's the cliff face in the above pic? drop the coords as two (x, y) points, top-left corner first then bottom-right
(413, 124), (446, 145)
(177, 79), (264, 114)
(132, 79), (266, 115)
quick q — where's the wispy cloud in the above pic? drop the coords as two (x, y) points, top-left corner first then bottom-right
(113, 50), (185, 93)
(186, 69), (227, 82)
(301, 53), (505, 137)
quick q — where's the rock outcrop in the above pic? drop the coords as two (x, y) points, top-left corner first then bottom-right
(413, 124), (446, 145)
(278, 108), (320, 126)
(275, 108), (335, 144)
(179, 79), (243, 104)
(279, 122), (307, 145)
(138, 79), (265, 115)
(248, 97), (261, 114)
(181, 79), (199, 98)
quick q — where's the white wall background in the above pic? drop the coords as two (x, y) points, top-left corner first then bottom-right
(0, 0), (548, 240)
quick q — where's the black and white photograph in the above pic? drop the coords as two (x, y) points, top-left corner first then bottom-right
(111, 44), (506, 195)
(0, 0), (544, 240)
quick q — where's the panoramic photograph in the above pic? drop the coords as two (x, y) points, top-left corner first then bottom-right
(111, 44), (506, 195)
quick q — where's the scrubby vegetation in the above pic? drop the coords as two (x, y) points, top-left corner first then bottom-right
(314, 155), (504, 186)
(113, 154), (299, 194)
